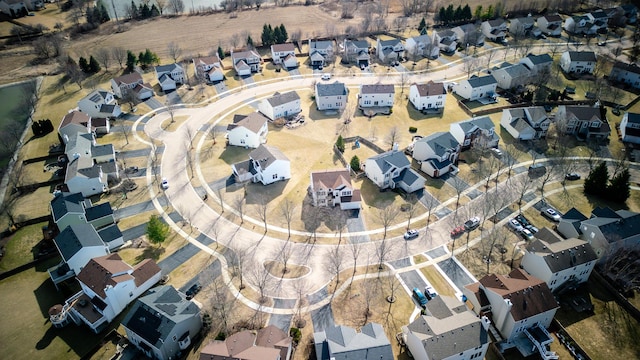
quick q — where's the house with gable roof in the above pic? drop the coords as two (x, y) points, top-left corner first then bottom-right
(64, 132), (118, 197)
(122, 285), (202, 360)
(50, 253), (161, 333)
(315, 81), (348, 111)
(364, 149), (425, 193)
(481, 18), (508, 43)
(0, 0), (27, 18)
(620, 111), (640, 145)
(313, 323), (393, 360)
(452, 74), (497, 101)
(231, 49), (262, 76)
(77, 89), (121, 120)
(110, 72), (154, 100)
(402, 296), (491, 360)
(492, 63), (531, 90)
(409, 81), (446, 112)
(358, 84), (394, 108)
(452, 23), (485, 47)
(376, 37), (404, 63)
(226, 112), (269, 148)
(555, 105), (610, 140)
(463, 268), (559, 357)
(231, 144), (291, 185)
(199, 325), (292, 360)
(522, 237), (597, 294)
(609, 61), (640, 89)
(404, 34), (439, 59)
(271, 43), (298, 68)
(343, 39), (370, 68)
(560, 51), (596, 74)
(412, 132), (460, 178)
(538, 14), (563, 36)
(575, 207), (640, 257)
(308, 39), (334, 68)
(258, 91), (301, 121)
(309, 168), (361, 210)
(519, 53), (553, 77)
(435, 29), (457, 54)
(556, 208), (588, 240)
(586, 10), (609, 32)
(50, 191), (115, 233)
(155, 63), (185, 92)
(563, 15), (597, 35)
(192, 54), (224, 83)
(450, 116), (499, 150)
(501, 106), (551, 140)
(510, 16), (540, 38)
(59, 110), (92, 145)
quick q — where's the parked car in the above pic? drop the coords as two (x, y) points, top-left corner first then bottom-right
(525, 224), (539, 233)
(612, 107), (621, 116)
(424, 285), (438, 300)
(490, 148), (503, 158)
(464, 217), (480, 231)
(185, 283), (202, 299)
(321, 73), (331, 80)
(565, 173), (581, 181)
(450, 226), (466, 238)
(515, 214), (530, 227)
(412, 288), (428, 307)
(404, 229), (419, 240)
(528, 163), (546, 175)
(508, 219), (524, 232)
(597, 40), (606, 46)
(519, 228), (535, 241)
(161, 178), (169, 189)
(542, 208), (561, 222)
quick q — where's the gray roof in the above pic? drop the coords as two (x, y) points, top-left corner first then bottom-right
(369, 150), (410, 174)
(526, 238), (597, 272)
(360, 84), (394, 95)
(54, 223), (105, 261)
(564, 106), (602, 122)
(524, 53), (553, 65)
(378, 38), (401, 47)
(249, 144), (289, 170)
(487, 18), (506, 27)
(438, 29), (455, 38)
(85, 202), (113, 221)
(92, 143), (114, 158)
(419, 132), (459, 157)
(409, 34), (431, 44)
(466, 74), (497, 87)
(407, 296), (489, 360)
(626, 112), (640, 124)
(497, 63), (531, 78)
(155, 63), (182, 74)
(314, 323), (393, 360)
(316, 81), (347, 97)
(346, 39), (369, 49)
(97, 223), (123, 243)
(566, 51), (597, 62)
(542, 14), (563, 22)
(50, 192), (86, 222)
(513, 16), (535, 25)
(456, 116), (495, 133)
(612, 61), (640, 75)
(266, 91), (300, 107)
(413, 82), (446, 97)
(310, 40), (333, 51)
(584, 208), (640, 243)
(562, 207), (588, 221)
(228, 112), (268, 134)
(395, 168), (423, 187)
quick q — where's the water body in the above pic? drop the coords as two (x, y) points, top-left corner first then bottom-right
(0, 79), (36, 167)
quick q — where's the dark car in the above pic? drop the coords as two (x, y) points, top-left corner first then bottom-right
(185, 283), (202, 299)
(412, 288), (428, 307)
(565, 173), (581, 181)
(515, 214), (530, 227)
(464, 217), (480, 231)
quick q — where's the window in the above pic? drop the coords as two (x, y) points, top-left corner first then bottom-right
(272, 174), (278, 179)
(173, 335), (177, 341)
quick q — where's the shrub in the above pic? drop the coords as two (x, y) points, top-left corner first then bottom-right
(336, 135), (345, 153)
(409, 126), (417, 133)
(290, 327), (302, 343)
(350, 155), (360, 171)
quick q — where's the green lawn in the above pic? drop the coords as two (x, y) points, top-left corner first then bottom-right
(0, 222), (47, 272)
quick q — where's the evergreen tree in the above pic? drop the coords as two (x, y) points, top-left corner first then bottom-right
(130, 1), (138, 19)
(217, 46), (225, 59)
(261, 24), (272, 46)
(584, 162), (609, 197)
(138, 51), (146, 67)
(336, 135), (345, 153)
(150, 4), (160, 17)
(454, 5), (463, 22)
(126, 50), (137, 71)
(140, 4), (151, 19)
(79, 56), (90, 73)
(438, 7), (446, 23)
(474, 5), (483, 20)
(279, 24), (288, 42)
(445, 5), (454, 23)
(247, 35), (254, 48)
(89, 55), (101, 73)
(350, 155), (360, 171)
(99, 2), (110, 22)
(418, 17), (427, 33)
(273, 26), (282, 44)
(609, 168), (631, 203)
(462, 4), (472, 20)
(146, 215), (169, 247)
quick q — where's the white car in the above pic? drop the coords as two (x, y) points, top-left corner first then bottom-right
(161, 178), (169, 189)
(508, 219), (524, 232)
(404, 229), (419, 240)
(490, 148), (503, 157)
(464, 217), (480, 231)
(542, 208), (561, 222)
(520, 228), (535, 241)
(424, 285), (438, 300)
(321, 73), (331, 80)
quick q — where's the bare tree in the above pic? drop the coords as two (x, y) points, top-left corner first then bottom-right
(330, 209), (349, 244)
(423, 193), (438, 227)
(254, 194), (269, 233)
(95, 48), (111, 71)
(229, 33), (241, 50)
(112, 47), (127, 68)
(385, 126), (401, 150)
(403, 194), (418, 230)
(384, 271), (401, 318)
(348, 242), (362, 283)
(293, 278), (311, 327)
(276, 239), (294, 275)
(167, 41), (183, 63)
(280, 198), (297, 239)
(450, 175), (468, 213)
(248, 263), (272, 303)
(206, 277), (236, 336)
(233, 193), (246, 224)
(327, 246), (344, 298)
(217, 188), (225, 213)
(463, 56), (479, 78)
(375, 238), (391, 271)
(512, 174), (534, 212)
(168, 0), (184, 14)
(377, 202), (399, 239)
(156, 0), (167, 14)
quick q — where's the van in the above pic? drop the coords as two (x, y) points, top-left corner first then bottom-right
(321, 73), (331, 80)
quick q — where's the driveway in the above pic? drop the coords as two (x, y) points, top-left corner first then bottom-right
(437, 257), (475, 293)
(114, 197), (169, 220)
(145, 97), (163, 110)
(388, 257), (412, 269)
(346, 210), (369, 244)
(398, 269), (427, 292)
(287, 68), (301, 77)
(157, 242), (201, 274)
(268, 314), (292, 332)
(311, 304), (335, 333)
(213, 81), (228, 97)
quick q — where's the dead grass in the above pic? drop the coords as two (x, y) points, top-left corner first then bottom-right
(413, 254), (427, 264)
(0, 221), (47, 271)
(264, 260), (310, 279)
(116, 226), (190, 266)
(161, 115), (190, 131)
(418, 265), (457, 297)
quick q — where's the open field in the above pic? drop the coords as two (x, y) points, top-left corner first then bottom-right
(0, 221), (47, 272)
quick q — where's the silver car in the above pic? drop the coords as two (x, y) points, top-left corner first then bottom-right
(542, 208), (561, 222)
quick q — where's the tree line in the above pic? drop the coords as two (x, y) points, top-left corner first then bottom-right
(261, 24), (289, 47)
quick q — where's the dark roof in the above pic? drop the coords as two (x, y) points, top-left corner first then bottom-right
(567, 51), (597, 62)
(526, 238), (598, 272)
(265, 91), (300, 107)
(613, 61), (640, 75)
(155, 63), (182, 74)
(419, 131), (459, 157)
(76, 253), (133, 298)
(346, 39), (369, 49)
(369, 151), (410, 174)
(99, 104), (117, 113)
(562, 207), (588, 221)
(360, 84), (395, 94)
(564, 105), (602, 122)
(413, 81), (446, 97)
(316, 81), (348, 97)
(50, 192), (86, 222)
(249, 144), (289, 170)
(394, 168), (423, 187)
(271, 43), (295, 52)
(97, 223), (123, 244)
(112, 72), (143, 86)
(487, 18), (506, 27)
(428, 158), (452, 170)
(626, 112), (640, 125)
(314, 323), (392, 359)
(466, 74), (497, 87)
(60, 111), (91, 130)
(54, 223), (105, 261)
(524, 53), (553, 66)
(585, 209), (640, 243)
(592, 206), (620, 219)
(542, 14), (562, 22)
(534, 227), (564, 244)
(85, 202), (113, 221)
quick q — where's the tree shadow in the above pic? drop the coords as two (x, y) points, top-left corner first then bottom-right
(135, 246), (165, 263)
(244, 181), (287, 205)
(219, 146), (251, 165)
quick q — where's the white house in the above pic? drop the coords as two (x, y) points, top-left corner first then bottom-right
(123, 285), (202, 360)
(435, 29), (457, 54)
(555, 105), (610, 140)
(404, 34), (439, 59)
(364, 149), (425, 193)
(586, 10), (609, 32)
(50, 191), (115, 233)
(358, 84), (394, 108)
(491, 63), (531, 90)
(412, 132), (460, 178)
(59, 110), (91, 145)
(481, 18), (508, 43)
(110, 72), (154, 100)
(522, 237), (598, 293)
(609, 61), (640, 89)
(315, 81), (348, 111)
(77, 89), (121, 120)
(314, 323), (393, 360)
(408, 81), (446, 112)
(376, 37), (404, 63)
(463, 269), (559, 357)
(501, 106), (550, 140)
(308, 40), (334, 67)
(509, 16), (537, 38)
(538, 14), (563, 36)
(560, 51), (596, 74)
(258, 91), (301, 121)
(192, 55), (224, 82)
(231, 144), (291, 185)
(201, 325), (292, 360)
(51, 254), (161, 333)
(309, 168), (361, 210)
(343, 39), (370, 67)
(620, 111), (640, 145)
(226, 112), (269, 148)
(402, 296), (490, 360)
(452, 23), (485, 47)
(155, 63), (185, 92)
(452, 74), (497, 101)
(519, 53), (553, 77)
(231, 49), (261, 76)
(572, 207), (640, 258)
(563, 15), (596, 35)
(271, 43), (297, 68)
(64, 132), (117, 197)
(450, 116), (499, 150)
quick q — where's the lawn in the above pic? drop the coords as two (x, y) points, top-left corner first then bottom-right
(418, 265), (457, 297)
(0, 221), (48, 272)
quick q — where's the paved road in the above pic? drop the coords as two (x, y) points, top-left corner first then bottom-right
(114, 197), (168, 220)
(346, 211), (370, 244)
(268, 313), (293, 332)
(119, 147), (164, 159)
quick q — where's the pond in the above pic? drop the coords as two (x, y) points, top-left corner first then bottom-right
(0, 79), (37, 168)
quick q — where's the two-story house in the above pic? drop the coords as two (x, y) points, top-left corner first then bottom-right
(573, 207), (640, 258)
(258, 91), (301, 121)
(452, 23), (485, 47)
(0, 0), (27, 17)
(309, 168), (361, 210)
(563, 15), (596, 35)
(435, 29), (457, 54)
(271, 43), (298, 68)
(231, 49), (261, 76)
(537, 13), (563, 37)
(155, 63), (185, 92)
(231, 144), (291, 185)
(555, 105), (610, 140)
(314, 323), (393, 360)
(308, 39), (334, 68)
(59, 110), (92, 145)
(556, 208), (588, 240)
(110, 72), (154, 101)
(481, 18), (508, 43)
(192, 54), (224, 83)
(408, 81), (446, 113)
(123, 285), (202, 360)
(509, 16), (539, 38)
(404, 34), (439, 59)
(358, 84), (395, 108)
(200, 325), (292, 360)
(364, 149), (425, 193)
(560, 51), (596, 74)
(463, 269), (560, 357)
(50, 191), (117, 235)
(343, 39), (370, 68)
(522, 237), (598, 294)
(450, 116), (499, 150)
(402, 296), (491, 360)
(64, 132), (118, 197)
(412, 132), (460, 178)
(376, 37), (404, 63)
(620, 111), (640, 145)
(586, 10), (608, 33)
(501, 106), (550, 140)
(519, 53), (553, 77)
(77, 89), (121, 120)
(315, 81), (348, 111)
(492, 63), (532, 90)
(226, 112), (269, 148)
(609, 61), (640, 89)
(453, 74), (497, 101)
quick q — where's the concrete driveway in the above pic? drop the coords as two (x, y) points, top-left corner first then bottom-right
(310, 304), (335, 333)
(145, 97), (163, 110)
(213, 81), (228, 97)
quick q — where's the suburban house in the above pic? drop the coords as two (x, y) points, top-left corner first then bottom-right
(64, 132), (118, 197)
(556, 207), (588, 240)
(404, 34), (439, 59)
(519, 53), (553, 76)
(309, 168), (361, 210)
(408, 81), (446, 112)
(500, 106), (551, 140)
(586, 10), (609, 32)
(231, 144), (291, 185)
(560, 51), (596, 74)
(59, 110), (92, 144)
(50, 191), (115, 233)
(555, 105), (610, 140)
(452, 23), (485, 47)
(364, 149), (425, 193)
(621, 4), (638, 24)
(521, 237), (598, 293)
(122, 285), (202, 360)
(193, 55), (224, 83)
(537, 13), (563, 36)
(110, 72), (154, 101)
(435, 29), (457, 54)
(155, 63), (185, 92)
(271, 43), (298, 68)
(620, 111), (640, 145)
(609, 61), (640, 89)
(376, 37), (404, 63)
(563, 15), (597, 35)
(412, 132), (460, 178)
(450, 116), (499, 150)
(77, 89), (121, 120)
(50, 254), (161, 333)
(258, 91), (301, 121)
(0, 0), (27, 17)
(463, 269), (560, 357)
(358, 84), (395, 108)
(226, 112), (269, 148)
(481, 18), (508, 43)
(48, 223), (110, 288)
(314, 323), (393, 360)
(509, 16), (540, 38)
(315, 81), (348, 111)
(308, 40), (334, 67)
(402, 296), (491, 360)
(452, 74), (497, 101)
(343, 39), (370, 68)
(199, 325), (292, 360)
(491, 63), (531, 90)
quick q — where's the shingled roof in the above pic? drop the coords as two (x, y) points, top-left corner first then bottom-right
(526, 238), (597, 273)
